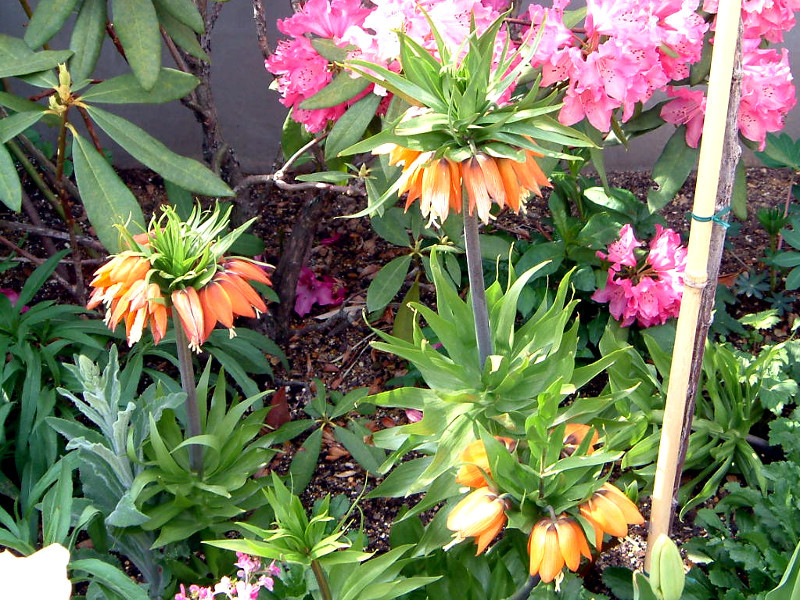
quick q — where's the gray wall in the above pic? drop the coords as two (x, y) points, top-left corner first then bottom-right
(2, 1), (799, 172)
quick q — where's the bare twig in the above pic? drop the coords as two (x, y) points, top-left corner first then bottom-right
(105, 22), (127, 60)
(0, 219), (105, 250)
(76, 105), (105, 154)
(0, 234), (77, 297)
(233, 135), (363, 196)
(161, 28), (202, 111)
(252, 0), (273, 64)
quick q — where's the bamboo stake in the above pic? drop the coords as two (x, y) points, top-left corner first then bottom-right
(645, 0), (742, 570)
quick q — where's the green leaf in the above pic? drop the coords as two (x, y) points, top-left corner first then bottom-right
(288, 427), (322, 494)
(111, 0), (162, 90)
(367, 255), (412, 313)
(80, 69), (200, 104)
(334, 425), (385, 475)
(294, 171), (352, 184)
(647, 126), (699, 213)
(24, 0), (82, 49)
(766, 540), (800, 600)
(732, 157), (748, 221)
(70, 559), (149, 599)
(392, 277), (420, 343)
(69, 0), (108, 83)
(371, 207), (410, 247)
(156, 7), (209, 62)
(85, 105), (233, 197)
(0, 143), (21, 211)
(300, 71), (370, 110)
(326, 93), (381, 160)
(152, 0), (204, 34)
(311, 38), (352, 62)
(756, 133), (800, 170)
(0, 35), (73, 78)
(366, 456), (432, 498)
(163, 179), (195, 220)
(0, 111), (46, 144)
(72, 132), (147, 252)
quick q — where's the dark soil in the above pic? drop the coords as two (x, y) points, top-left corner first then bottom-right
(1, 165), (797, 596)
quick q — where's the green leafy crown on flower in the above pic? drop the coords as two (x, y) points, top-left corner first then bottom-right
(341, 9), (595, 214)
(118, 203), (257, 292)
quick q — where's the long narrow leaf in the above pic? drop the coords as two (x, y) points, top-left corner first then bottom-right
(85, 105), (232, 196)
(72, 133), (146, 252)
(110, 0), (161, 90)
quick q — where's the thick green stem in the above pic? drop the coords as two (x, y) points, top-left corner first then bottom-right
(310, 560), (333, 600)
(464, 212), (493, 368)
(174, 318), (204, 475)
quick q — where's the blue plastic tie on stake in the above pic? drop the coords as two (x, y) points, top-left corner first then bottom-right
(688, 206), (731, 228)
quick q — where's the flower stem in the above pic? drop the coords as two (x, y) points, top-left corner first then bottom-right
(464, 212), (493, 368)
(510, 575), (541, 600)
(310, 560), (333, 600)
(174, 318), (204, 475)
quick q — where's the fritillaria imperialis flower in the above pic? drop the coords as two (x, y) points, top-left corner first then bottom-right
(446, 486), (508, 555)
(528, 515), (592, 583)
(455, 437), (516, 488)
(592, 224), (686, 328)
(578, 483), (644, 541)
(88, 206), (271, 351)
(560, 423), (600, 457)
(383, 144), (550, 226)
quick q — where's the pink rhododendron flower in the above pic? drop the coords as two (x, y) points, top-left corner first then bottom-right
(704, 0), (800, 43)
(592, 224), (687, 327)
(295, 267), (346, 316)
(738, 40), (796, 150)
(661, 86), (707, 148)
(277, 0), (371, 40)
(549, 0), (709, 131)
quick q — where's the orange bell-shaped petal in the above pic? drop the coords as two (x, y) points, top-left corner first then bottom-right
(171, 287), (206, 351)
(446, 487), (507, 555)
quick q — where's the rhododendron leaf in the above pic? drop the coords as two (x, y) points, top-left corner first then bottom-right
(80, 69), (199, 103)
(326, 93), (381, 160)
(0, 35), (73, 78)
(156, 8), (209, 61)
(371, 206), (410, 248)
(690, 36), (713, 86)
(72, 133), (146, 252)
(68, 0), (107, 83)
(152, 0), (204, 34)
(85, 105), (233, 196)
(111, 0), (161, 91)
(23, 0), (81, 49)
(0, 143), (21, 211)
(299, 71), (369, 110)
(647, 126), (699, 213)
(310, 38), (353, 63)
(367, 255), (411, 314)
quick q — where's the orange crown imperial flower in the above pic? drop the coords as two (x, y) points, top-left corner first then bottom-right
(560, 423), (600, 457)
(579, 483), (645, 541)
(446, 487), (508, 555)
(455, 437), (516, 488)
(88, 205), (272, 351)
(528, 514), (593, 583)
(379, 144), (550, 226)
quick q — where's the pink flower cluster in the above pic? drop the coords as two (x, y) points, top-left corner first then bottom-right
(533, 0), (708, 132)
(174, 554), (281, 600)
(662, 0), (798, 150)
(267, 0), (797, 148)
(266, 0), (511, 132)
(592, 224), (687, 328)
